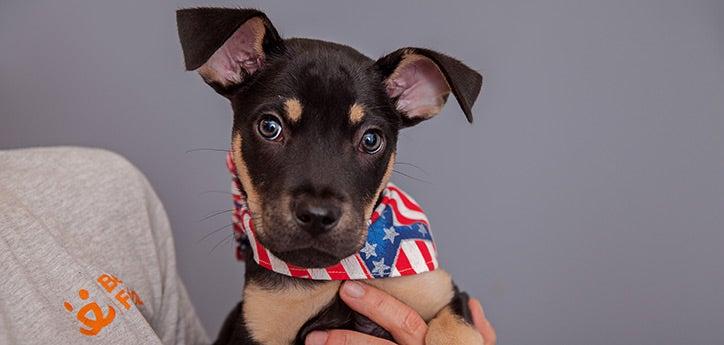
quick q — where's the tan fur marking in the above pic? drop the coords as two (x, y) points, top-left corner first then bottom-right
(284, 98), (303, 123)
(368, 269), (454, 321)
(388, 52), (421, 85)
(243, 281), (341, 345)
(425, 306), (484, 345)
(197, 64), (229, 87)
(348, 103), (365, 124)
(352, 151), (396, 251)
(362, 151), (396, 221)
(247, 17), (266, 56)
(232, 134), (265, 234)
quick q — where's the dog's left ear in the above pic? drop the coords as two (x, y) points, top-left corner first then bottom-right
(176, 8), (283, 96)
(375, 48), (482, 125)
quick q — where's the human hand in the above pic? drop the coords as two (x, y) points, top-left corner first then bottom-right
(305, 281), (496, 345)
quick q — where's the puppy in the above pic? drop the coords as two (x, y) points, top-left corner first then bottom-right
(176, 8), (484, 345)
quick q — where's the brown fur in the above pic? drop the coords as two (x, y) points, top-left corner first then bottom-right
(176, 9), (485, 344)
(230, 66), (476, 345)
(237, 147), (463, 342)
(425, 306), (484, 345)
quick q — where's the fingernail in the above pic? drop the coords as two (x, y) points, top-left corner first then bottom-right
(342, 281), (366, 298)
(305, 331), (328, 345)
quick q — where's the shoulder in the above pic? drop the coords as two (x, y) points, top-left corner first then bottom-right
(0, 146), (150, 199)
(0, 146), (141, 181)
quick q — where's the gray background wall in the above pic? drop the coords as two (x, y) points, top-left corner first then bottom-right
(1, 1), (723, 344)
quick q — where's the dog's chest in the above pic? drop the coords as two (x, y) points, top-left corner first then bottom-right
(242, 281), (341, 345)
(242, 283), (391, 345)
(241, 270), (454, 345)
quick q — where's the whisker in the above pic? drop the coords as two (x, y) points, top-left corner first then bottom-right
(185, 148), (230, 154)
(198, 209), (233, 222)
(198, 190), (233, 197)
(393, 169), (432, 184)
(394, 161), (429, 175)
(197, 223), (234, 243)
(209, 233), (234, 254)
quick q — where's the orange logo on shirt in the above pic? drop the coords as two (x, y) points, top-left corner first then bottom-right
(63, 273), (145, 336)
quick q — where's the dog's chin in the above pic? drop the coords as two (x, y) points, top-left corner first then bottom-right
(274, 248), (345, 268)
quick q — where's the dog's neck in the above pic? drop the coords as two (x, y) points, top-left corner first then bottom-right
(243, 252), (327, 289)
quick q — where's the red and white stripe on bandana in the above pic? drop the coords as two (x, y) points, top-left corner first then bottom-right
(227, 152), (439, 280)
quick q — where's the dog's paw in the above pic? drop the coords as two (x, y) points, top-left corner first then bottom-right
(425, 307), (484, 345)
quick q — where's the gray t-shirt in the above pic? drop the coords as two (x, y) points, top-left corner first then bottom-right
(0, 147), (210, 345)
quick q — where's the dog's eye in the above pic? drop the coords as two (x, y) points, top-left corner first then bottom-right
(257, 115), (283, 141)
(360, 130), (384, 154)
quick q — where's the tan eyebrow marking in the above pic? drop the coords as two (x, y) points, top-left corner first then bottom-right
(349, 103), (365, 124)
(232, 134), (263, 235)
(284, 98), (303, 123)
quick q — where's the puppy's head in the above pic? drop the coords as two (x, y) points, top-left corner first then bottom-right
(177, 8), (482, 268)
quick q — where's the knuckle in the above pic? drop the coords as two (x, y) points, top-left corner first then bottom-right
(401, 308), (427, 337)
(341, 332), (353, 345)
(327, 331), (351, 345)
(369, 292), (387, 312)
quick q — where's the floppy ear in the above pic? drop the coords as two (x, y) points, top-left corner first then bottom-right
(375, 48), (482, 125)
(176, 8), (284, 96)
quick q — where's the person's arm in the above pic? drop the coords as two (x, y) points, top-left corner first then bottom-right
(305, 281), (496, 345)
(0, 147), (211, 345)
(137, 161), (211, 345)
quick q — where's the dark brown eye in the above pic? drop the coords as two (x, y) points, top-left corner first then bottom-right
(257, 114), (283, 141)
(360, 130), (384, 154)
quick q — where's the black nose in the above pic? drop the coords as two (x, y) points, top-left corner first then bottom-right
(293, 198), (341, 236)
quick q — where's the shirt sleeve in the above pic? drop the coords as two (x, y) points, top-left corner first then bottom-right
(0, 147), (211, 345)
(131, 153), (211, 345)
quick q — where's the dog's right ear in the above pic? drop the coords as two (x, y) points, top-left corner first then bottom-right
(176, 8), (283, 96)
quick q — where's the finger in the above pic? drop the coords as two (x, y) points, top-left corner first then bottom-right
(469, 298), (496, 345)
(339, 281), (427, 345)
(305, 330), (397, 345)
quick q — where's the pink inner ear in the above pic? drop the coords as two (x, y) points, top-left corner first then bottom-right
(198, 17), (265, 88)
(385, 55), (451, 119)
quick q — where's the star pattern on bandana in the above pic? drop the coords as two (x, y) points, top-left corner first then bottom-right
(416, 224), (429, 235)
(361, 242), (377, 259)
(371, 258), (390, 276)
(382, 226), (399, 243)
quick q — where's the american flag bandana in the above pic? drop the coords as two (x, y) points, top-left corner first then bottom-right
(227, 152), (439, 280)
